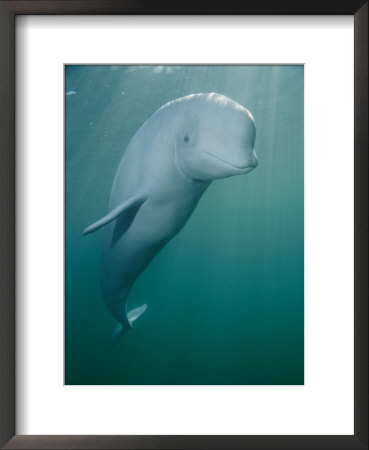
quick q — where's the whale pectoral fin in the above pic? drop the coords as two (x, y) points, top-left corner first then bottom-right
(82, 194), (147, 235)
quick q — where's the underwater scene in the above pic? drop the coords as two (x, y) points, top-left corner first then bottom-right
(65, 65), (304, 385)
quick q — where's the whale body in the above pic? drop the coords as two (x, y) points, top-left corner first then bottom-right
(83, 93), (258, 349)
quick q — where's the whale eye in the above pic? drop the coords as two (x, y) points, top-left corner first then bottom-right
(183, 135), (190, 144)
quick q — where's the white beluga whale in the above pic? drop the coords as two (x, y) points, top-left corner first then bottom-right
(83, 93), (258, 350)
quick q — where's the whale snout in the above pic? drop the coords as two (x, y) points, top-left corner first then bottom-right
(233, 150), (258, 174)
(241, 155), (258, 173)
(248, 149), (258, 170)
(240, 148), (258, 168)
(228, 149), (258, 173)
(202, 147), (258, 175)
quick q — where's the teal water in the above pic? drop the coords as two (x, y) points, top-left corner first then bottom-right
(65, 65), (304, 385)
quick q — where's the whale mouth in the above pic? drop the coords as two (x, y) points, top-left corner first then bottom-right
(202, 151), (257, 173)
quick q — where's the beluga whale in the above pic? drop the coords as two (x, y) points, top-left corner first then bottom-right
(83, 93), (258, 350)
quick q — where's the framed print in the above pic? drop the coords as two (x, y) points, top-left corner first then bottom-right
(0, 1), (367, 449)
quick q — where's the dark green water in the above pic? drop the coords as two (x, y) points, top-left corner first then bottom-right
(65, 65), (304, 385)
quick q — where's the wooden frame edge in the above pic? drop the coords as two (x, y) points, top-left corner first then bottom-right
(0, 1), (367, 449)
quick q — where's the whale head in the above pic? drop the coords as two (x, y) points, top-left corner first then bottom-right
(166, 93), (258, 181)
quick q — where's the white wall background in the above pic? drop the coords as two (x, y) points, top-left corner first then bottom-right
(16, 16), (354, 435)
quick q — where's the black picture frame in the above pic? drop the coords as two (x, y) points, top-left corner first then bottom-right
(0, 1), (367, 449)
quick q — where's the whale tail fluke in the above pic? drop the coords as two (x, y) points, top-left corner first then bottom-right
(127, 304), (147, 323)
(105, 322), (127, 351)
(105, 304), (147, 351)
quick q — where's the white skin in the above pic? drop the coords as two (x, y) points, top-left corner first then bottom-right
(85, 93), (258, 341)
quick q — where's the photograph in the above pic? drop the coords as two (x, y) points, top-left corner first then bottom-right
(65, 64), (304, 386)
